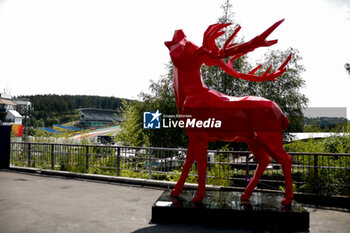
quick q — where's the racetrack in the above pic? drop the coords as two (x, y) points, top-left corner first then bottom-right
(69, 126), (120, 140)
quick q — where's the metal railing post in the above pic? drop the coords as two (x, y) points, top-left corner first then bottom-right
(245, 153), (250, 181)
(51, 144), (55, 170)
(28, 143), (31, 167)
(206, 151), (211, 185)
(117, 147), (121, 176)
(314, 154), (319, 193)
(8, 142), (350, 197)
(149, 149), (153, 179)
(86, 146), (89, 173)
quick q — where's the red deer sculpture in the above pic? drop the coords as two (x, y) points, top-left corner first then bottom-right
(165, 19), (294, 206)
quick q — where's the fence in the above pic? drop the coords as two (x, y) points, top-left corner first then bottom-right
(10, 142), (350, 196)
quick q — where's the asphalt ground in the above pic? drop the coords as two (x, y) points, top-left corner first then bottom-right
(1, 170), (349, 233)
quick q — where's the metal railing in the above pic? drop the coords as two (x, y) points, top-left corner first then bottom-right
(10, 142), (350, 196)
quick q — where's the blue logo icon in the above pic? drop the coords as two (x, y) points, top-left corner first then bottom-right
(143, 110), (161, 129)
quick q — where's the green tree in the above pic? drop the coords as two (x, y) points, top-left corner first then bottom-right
(116, 100), (149, 146)
(118, 0), (308, 148)
(117, 64), (188, 148)
(139, 64), (188, 148)
(201, 0), (250, 97)
(201, 2), (308, 134)
(248, 48), (308, 132)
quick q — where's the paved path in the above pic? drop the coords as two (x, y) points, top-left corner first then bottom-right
(1, 170), (349, 233)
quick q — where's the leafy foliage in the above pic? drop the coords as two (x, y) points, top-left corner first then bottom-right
(284, 134), (350, 195)
(251, 48), (308, 132)
(286, 122), (350, 153)
(116, 100), (150, 146)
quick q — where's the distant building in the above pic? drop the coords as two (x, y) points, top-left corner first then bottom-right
(0, 96), (20, 125)
(12, 99), (32, 116)
(78, 108), (122, 127)
(5, 110), (22, 125)
(0, 93), (31, 137)
(0, 98), (17, 119)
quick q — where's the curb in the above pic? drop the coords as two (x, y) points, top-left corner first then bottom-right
(8, 166), (236, 191)
(5, 166), (350, 210)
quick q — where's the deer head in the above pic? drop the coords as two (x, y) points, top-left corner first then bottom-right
(165, 19), (291, 82)
(165, 30), (201, 68)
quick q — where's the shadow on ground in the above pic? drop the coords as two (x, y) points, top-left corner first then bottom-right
(132, 222), (305, 233)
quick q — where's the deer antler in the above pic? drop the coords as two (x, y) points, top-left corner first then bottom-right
(200, 19), (291, 82)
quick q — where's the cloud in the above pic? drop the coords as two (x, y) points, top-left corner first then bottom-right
(334, 0), (350, 7)
(326, 0), (350, 20)
(0, 0), (6, 7)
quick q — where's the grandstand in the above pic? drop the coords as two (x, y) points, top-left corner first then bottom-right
(78, 108), (122, 127)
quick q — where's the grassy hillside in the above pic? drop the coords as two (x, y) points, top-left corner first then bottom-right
(19, 94), (131, 128)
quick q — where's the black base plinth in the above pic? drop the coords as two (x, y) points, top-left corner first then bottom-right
(152, 190), (309, 231)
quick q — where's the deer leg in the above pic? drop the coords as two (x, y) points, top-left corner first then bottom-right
(281, 154), (294, 206)
(272, 149), (294, 205)
(265, 138), (294, 206)
(170, 145), (194, 197)
(191, 136), (208, 203)
(241, 142), (270, 201)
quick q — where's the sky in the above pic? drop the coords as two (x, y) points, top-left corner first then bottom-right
(0, 0), (350, 117)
